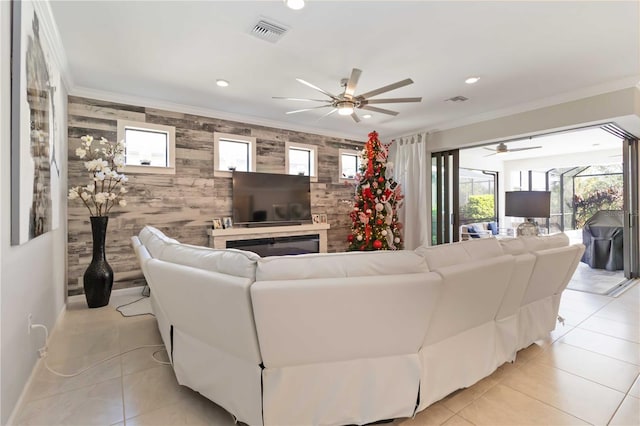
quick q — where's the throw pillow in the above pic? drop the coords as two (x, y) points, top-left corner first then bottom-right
(487, 222), (499, 235)
(466, 225), (480, 238)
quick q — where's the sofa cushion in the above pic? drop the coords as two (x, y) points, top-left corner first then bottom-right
(416, 243), (471, 270)
(499, 237), (527, 255)
(138, 226), (179, 258)
(520, 233), (569, 252)
(256, 250), (428, 281)
(462, 238), (504, 260)
(160, 243), (260, 280)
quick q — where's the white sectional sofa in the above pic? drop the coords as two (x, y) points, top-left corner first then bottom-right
(132, 226), (584, 426)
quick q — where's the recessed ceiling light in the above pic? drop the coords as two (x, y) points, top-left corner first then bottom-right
(284, 0), (305, 10)
(216, 79), (229, 87)
(465, 77), (480, 84)
(362, 114), (372, 119)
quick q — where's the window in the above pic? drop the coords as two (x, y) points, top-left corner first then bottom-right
(117, 120), (176, 174)
(214, 132), (257, 178)
(339, 149), (362, 181)
(285, 142), (318, 182)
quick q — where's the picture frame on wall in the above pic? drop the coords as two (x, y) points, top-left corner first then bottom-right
(10, 0), (63, 245)
(223, 217), (233, 229)
(212, 218), (223, 230)
(319, 214), (328, 224)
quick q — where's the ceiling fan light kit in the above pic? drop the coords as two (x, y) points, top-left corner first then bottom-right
(275, 68), (422, 122)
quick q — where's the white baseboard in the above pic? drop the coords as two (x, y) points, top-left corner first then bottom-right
(6, 303), (67, 425)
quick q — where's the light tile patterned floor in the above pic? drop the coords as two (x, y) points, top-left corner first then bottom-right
(12, 284), (640, 426)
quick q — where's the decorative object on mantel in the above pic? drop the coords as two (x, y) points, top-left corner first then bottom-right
(68, 135), (128, 308)
(347, 131), (404, 251)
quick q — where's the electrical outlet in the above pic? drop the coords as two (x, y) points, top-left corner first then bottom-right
(28, 313), (33, 334)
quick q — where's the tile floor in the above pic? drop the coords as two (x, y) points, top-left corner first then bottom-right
(12, 283), (640, 426)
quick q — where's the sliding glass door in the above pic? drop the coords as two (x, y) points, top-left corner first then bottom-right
(431, 150), (459, 245)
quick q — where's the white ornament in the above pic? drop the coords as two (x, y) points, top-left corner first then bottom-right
(354, 207), (359, 211)
(375, 203), (384, 212)
(394, 237), (400, 243)
(381, 230), (388, 236)
(356, 235), (363, 241)
(366, 209), (372, 214)
(377, 189), (382, 194)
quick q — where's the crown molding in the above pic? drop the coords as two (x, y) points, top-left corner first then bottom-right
(33, 0), (74, 92)
(69, 85), (364, 143)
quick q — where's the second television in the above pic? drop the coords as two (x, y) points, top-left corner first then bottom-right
(232, 171), (312, 226)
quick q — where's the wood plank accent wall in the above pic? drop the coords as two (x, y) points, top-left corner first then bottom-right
(67, 96), (364, 295)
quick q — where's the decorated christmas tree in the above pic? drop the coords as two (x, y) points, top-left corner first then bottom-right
(347, 131), (404, 251)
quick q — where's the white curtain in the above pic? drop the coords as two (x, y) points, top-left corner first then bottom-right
(391, 133), (429, 250)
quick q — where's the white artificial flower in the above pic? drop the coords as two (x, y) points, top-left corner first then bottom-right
(113, 154), (125, 167)
(94, 171), (106, 181)
(86, 184), (95, 192)
(80, 192), (90, 200)
(94, 192), (107, 204)
(68, 189), (79, 200)
(119, 199), (127, 207)
(100, 138), (106, 145)
(120, 175), (129, 183)
(85, 160), (97, 171)
(120, 186), (128, 193)
(109, 193), (117, 200)
(75, 148), (87, 159)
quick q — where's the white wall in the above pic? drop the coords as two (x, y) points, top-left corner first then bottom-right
(0, 2), (67, 424)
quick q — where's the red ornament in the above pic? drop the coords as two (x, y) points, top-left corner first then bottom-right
(347, 234), (354, 242)
(359, 245), (366, 251)
(378, 177), (385, 183)
(376, 219), (383, 225)
(373, 240), (383, 249)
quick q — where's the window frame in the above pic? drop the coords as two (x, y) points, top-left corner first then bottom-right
(214, 132), (257, 178)
(338, 148), (362, 182)
(285, 141), (318, 182)
(116, 119), (176, 175)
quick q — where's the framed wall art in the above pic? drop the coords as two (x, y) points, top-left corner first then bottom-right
(11, 0), (63, 245)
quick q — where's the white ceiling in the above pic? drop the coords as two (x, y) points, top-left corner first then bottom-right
(462, 127), (623, 166)
(49, 0), (640, 141)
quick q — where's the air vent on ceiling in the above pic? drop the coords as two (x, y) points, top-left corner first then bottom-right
(445, 95), (469, 103)
(250, 19), (289, 43)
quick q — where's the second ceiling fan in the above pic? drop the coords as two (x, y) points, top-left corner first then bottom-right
(483, 142), (542, 156)
(274, 68), (422, 122)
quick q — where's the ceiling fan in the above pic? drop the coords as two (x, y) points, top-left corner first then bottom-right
(273, 68), (422, 122)
(483, 142), (542, 156)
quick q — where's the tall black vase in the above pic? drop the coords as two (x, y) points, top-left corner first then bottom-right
(83, 216), (114, 308)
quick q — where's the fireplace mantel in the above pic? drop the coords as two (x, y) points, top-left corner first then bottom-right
(207, 223), (330, 252)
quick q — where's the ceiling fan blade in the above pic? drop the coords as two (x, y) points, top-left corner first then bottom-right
(296, 78), (337, 99)
(357, 78), (414, 100)
(344, 68), (362, 98)
(273, 97), (332, 103)
(482, 147), (496, 151)
(351, 111), (361, 123)
(317, 108), (338, 121)
(483, 152), (498, 157)
(360, 105), (399, 116)
(363, 97), (422, 104)
(508, 146), (543, 152)
(285, 105), (332, 114)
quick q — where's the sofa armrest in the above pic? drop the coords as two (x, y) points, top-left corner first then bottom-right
(145, 259), (262, 364)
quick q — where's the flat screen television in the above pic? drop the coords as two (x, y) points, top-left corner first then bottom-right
(504, 191), (551, 218)
(232, 171), (312, 226)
